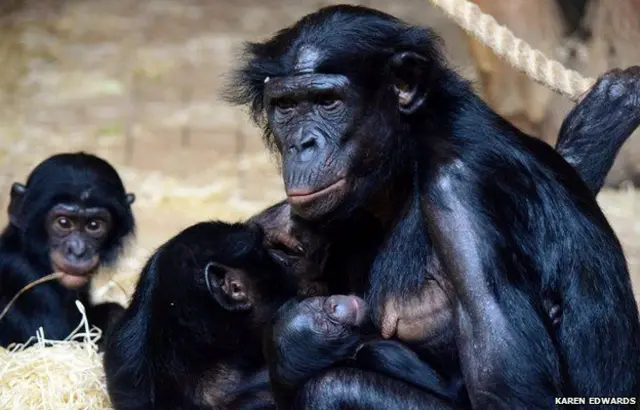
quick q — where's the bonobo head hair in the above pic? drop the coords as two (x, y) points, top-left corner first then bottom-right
(225, 4), (446, 149)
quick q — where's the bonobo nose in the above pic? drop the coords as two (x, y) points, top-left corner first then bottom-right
(288, 134), (323, 162)
(66, 238), (87, 258)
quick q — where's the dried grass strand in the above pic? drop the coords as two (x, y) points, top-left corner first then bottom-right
(0, 272), (64, 322)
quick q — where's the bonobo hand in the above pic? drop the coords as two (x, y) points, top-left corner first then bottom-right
(248, 202), (305, 255)
(379, 280), (453, 343)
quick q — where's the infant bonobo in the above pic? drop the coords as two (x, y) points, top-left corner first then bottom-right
(0, 152), (135, 347)
(265, 295), (465, 410)
(104, 221), (298, 410)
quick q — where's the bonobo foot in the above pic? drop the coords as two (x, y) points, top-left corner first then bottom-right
(557, 66), (640, 193)
(575, 66), (640, 124)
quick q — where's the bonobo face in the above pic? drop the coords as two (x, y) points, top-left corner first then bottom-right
(264, 73), (360, 220)
(286, 295), (369, 339)
(46, 203), (113, 288)
(261, 52), (430, 221)
(230, 7), (441, 221)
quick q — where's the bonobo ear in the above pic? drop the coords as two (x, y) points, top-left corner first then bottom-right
(125, 193), (135, 205)
(8, 182), (27, 229)
(204, 262), (252, 311)
(389, 51), (430, 115)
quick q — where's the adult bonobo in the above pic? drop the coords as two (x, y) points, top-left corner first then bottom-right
(227, 5), (640, 408)
(0, 152), (135, 346)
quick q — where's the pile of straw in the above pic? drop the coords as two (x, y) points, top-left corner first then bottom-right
(0, 302), (112, 410)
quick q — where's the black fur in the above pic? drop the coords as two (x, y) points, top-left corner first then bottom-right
(0, 152), (134, 346)
(228, 5), (640, 408)
(103, 221), (297, 410)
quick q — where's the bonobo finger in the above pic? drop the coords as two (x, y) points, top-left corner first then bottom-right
(265, 231), (304, 254)
(380, 299), (399, 339)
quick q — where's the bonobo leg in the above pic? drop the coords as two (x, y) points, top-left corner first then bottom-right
(298, 368), (455, 410)
(556, 67), (640, 194)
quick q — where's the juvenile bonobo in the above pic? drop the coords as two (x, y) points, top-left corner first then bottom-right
(103, 221), (298, 410)
(228, 5), (640, 407)
(0, 152), (135, 346)
(266, 295), (465, 409)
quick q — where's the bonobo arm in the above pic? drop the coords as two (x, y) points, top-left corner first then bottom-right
(354, 340), (454, 401)
(298, 368), (455, 410)
(421, 179), (561, 409)
(555, 67), (640, 194)
(380, 68), (640, 349)
(0, 256), (80, 345)
(225, 369), (275, 410)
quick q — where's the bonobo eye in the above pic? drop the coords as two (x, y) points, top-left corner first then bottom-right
(55, 217), (73, 231)
(316, 93), (342, 110)
(86, 219), (107, 236)
(273, 97), (296, 112)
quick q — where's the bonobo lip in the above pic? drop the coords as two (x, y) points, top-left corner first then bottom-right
(52, 255), (99, 289)
(51, 252), (100, 288)
(57, 273), (90, 289)
(52, 256), (99, 277)
(287, 178), (347, 206)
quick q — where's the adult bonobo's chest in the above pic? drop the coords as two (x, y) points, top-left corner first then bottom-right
(366, 192), (457, 365)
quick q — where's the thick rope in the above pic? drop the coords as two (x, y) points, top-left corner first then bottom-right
(427, 0), (596, 102)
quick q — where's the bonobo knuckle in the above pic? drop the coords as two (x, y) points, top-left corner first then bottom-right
(607, 82), (627, 99)
(624, 65), (640, 76)
(592, 67), (640, 107)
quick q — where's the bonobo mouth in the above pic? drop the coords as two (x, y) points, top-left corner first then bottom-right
(51, 253), (99, 289)
(287, 178), (347, 206)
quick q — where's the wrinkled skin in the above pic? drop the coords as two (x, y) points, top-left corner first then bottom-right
(46, 203), (113, 288)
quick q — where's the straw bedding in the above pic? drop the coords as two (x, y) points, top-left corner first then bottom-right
(0, 302), (112, 410)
